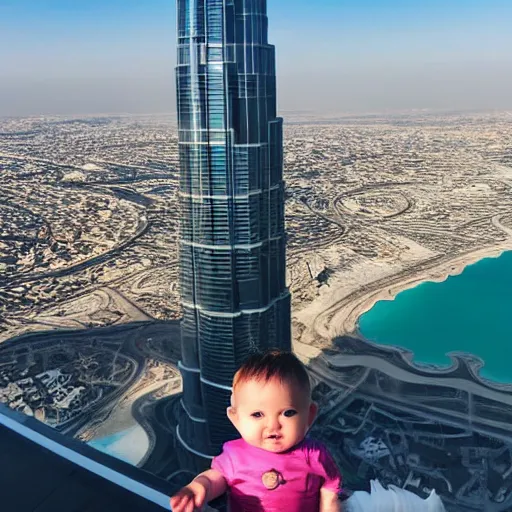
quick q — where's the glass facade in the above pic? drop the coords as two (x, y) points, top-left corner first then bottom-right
(176, 0), (291, 458)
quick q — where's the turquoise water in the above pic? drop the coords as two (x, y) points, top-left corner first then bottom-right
(88, 431), (127, 451)
(358, 251), (512, 383)
(88, 429), (134, 464)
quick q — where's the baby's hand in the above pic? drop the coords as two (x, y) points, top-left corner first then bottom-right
(170, 479), (208, 512)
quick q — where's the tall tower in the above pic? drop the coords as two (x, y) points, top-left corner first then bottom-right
(176, 0), (291, 459)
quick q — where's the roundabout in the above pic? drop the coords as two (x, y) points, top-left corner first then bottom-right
(335, 186), (413, 220)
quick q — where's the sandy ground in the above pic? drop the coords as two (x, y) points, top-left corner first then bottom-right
(84, 385), (150, 465)
(84, 366), (181, 466)
(89, 391), (143, 440)
(1, 286), (152, 343)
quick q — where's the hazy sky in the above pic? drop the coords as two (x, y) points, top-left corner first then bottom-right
(1, 0), (511, 116)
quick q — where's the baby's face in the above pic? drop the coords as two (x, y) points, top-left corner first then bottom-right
(228, 377), (317, 453)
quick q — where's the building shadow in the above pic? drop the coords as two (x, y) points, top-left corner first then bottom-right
(306, 334), (512, 511)
(3, 324), (511, 510)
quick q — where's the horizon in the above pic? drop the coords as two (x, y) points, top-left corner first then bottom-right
(1, 107), (510, 123)
(1, 0), (512, 117)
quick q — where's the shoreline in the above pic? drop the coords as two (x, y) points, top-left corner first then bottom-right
(81, 366), (181, 466)
(88, 425), (149, 466)
(293, 240), (512, 387)
(338, 244), (512, 336)
(295, 240), (512, 356)
(80, 386), (151, 466)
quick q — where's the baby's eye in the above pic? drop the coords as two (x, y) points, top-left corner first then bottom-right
(251, 412), (263, 418)
(283, 409), (297, 417)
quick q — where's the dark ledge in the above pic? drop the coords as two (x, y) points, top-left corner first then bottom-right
(0, 404), (173, 512)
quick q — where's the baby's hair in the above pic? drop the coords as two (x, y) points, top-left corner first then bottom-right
(233, 350), (311, 396)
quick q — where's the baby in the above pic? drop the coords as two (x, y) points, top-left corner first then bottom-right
(170, 350), (342, 512)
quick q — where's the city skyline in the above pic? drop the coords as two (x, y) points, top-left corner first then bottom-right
(176, 0), (291, 459)
(2, 99), (512, 510)
(2, 1), (512, 509)
(1, 0), (512, 116)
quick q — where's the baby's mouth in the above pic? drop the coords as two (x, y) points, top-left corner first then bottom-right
(266, 434), (281, 440)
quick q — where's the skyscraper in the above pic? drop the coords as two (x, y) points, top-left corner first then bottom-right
(176, 0), (291, 459)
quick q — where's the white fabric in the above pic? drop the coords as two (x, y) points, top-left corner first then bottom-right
(346, 480), (446, 512)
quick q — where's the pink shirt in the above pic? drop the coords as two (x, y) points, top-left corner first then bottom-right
(211, 438), (342, 512)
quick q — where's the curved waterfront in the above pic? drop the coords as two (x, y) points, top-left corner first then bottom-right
(358, 251), (512, 383)
(88, 425), (149, 465)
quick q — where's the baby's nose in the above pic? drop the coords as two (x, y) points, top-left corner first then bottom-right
(267, 416), (282, 430)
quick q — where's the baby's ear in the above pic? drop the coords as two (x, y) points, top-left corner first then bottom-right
(227, 393), (239, 426)
(227, 405), (238, 427)
(308, 401), (318, 427)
